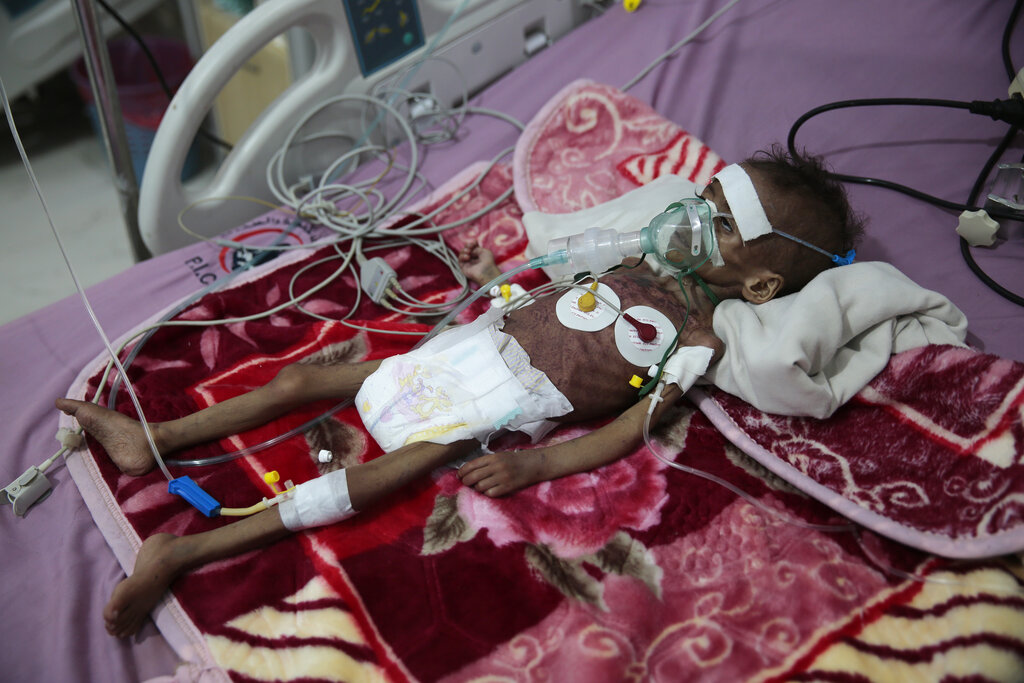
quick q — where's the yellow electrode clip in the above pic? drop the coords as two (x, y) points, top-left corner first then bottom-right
(577, 281), (599, 312)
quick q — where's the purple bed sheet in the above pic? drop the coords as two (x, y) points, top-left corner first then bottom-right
(2, 1), (1021, 680)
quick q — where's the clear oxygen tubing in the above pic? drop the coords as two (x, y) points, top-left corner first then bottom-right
(641, 391), (857, 534)
(165, 259), (541, 469)
(621, 0), (744, 92)
(105, 143), (523, 470)
(852, 527), (1024, 594)
(107, 212), (310, 402)
(2, 76), (172, 483)
(640, 392), (1024, 593)
(415, 254), (567, 347)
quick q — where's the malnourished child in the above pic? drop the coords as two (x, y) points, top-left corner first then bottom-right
(57, 147), (862, 637)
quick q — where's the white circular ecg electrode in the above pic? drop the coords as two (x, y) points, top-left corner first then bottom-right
(613, 305), (677, 366)
(555, 283), (620, 332)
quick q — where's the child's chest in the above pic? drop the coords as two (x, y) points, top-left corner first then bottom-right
(502, 271), (712, 420)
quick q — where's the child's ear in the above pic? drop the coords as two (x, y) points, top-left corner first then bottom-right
(741, 270), (784, 303)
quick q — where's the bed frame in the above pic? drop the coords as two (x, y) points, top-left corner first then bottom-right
(3, 1), (1022, 681)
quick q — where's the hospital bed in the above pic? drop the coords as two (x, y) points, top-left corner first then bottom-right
(2, 1), (1024, 681)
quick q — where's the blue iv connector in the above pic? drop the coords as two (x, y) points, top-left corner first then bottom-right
(168, 476), (222, 517)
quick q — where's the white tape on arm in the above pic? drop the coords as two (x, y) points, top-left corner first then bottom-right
(277, 468), (355, 531)
(656, 345), (715, 393)
(714, 164), (773, 243)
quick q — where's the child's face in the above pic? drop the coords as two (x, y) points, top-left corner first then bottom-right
(694, 166), (775, 288)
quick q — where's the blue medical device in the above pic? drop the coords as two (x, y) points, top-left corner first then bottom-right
(342, 0), (426, 76)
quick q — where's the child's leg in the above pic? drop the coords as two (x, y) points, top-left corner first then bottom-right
(57, 359), (382, 475)
(104, 504), (291, 638)
(345, 437), (479, 510)
(105, 436), (479, 637)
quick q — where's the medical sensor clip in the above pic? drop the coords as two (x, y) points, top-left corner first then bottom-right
(2, 466), (53, 517)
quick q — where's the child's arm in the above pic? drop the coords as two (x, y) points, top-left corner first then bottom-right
(457, 383), (684, 497)
(458, 241), (502, 287)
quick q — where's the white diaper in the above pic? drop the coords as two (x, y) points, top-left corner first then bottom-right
(356, 309), (573, 451)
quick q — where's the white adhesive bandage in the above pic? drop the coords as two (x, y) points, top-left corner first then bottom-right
(278, 468), (355, 531)
(713, 164), (772, 243)
(652, 345), (715, 394)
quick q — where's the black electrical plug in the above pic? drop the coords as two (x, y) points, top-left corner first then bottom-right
(969, 96), (1024, 126)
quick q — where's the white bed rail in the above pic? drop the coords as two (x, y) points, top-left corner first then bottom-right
(140, 0), (351, 255)
(139, 0), (586, 255)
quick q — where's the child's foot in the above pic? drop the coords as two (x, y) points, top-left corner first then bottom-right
(104, 533), (181, 638)
(55, 398), (157, 476)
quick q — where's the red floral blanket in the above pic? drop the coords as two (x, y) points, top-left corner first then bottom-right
(64, 84), (1024, 682)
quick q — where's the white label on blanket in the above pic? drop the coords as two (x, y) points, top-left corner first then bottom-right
(614, 305), (676, 366)
(555, 283), (620, 332)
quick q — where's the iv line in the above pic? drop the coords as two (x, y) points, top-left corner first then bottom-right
(1, 76), (172, 482)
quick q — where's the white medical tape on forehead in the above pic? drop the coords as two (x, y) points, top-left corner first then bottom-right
(713, 164), (773, 243)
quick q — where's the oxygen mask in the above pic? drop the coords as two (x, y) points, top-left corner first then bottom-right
(533, 197), (722, 275)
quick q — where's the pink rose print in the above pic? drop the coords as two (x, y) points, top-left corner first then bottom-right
(446, 429), (670, 558)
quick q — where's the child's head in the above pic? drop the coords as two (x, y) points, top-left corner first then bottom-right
(698, 146), (865, 302)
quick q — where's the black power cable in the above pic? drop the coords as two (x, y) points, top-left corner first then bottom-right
(958, 0), (1024, 307)
(787, 98), (1024, 221)
(786, 0), (1024, 306)
(960, 124), (1023, 306)
(94, 0), (233, 152)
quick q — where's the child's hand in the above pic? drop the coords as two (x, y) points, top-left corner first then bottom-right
(458, 241), (501, 286)
(457, 448), (544, 497)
